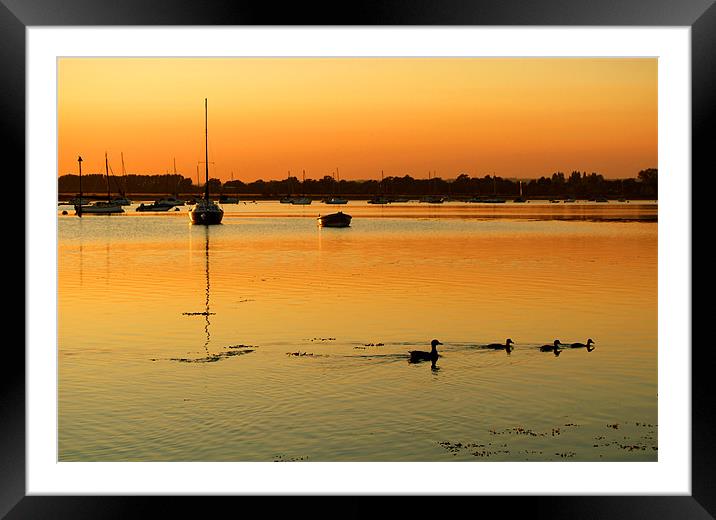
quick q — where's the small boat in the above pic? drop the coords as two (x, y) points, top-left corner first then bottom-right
(324, 169), (348, 204)
(136, 202), (172, 212)
(594, 196), (608, 202)
(156, 196), (185, 207)
(324, 197), (348, 205)
(189, 99), (224, 225)
(81, 200), (125, 214)
(470, 176), (505, 203)
(317, 211), (352, 228)
(420, 195), (444, 203)
(367, 196), (390, 204)
(467, 195), (505, 203)
(112, 153), (132, 205)
(279, 196), (293, 204)
(112, 196), (132, 206)
(68, 195), (90, 206)
(75, 153), (124, 215)
(219, 195), (240, 204)
(289, 170), (312, 204)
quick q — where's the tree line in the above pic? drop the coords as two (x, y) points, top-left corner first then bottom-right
(58, 168), (658, 199)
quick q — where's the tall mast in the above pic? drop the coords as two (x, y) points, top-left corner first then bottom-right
(204, 98), (209, 201)
(77, 155), (83, 216)
(105, 152), (111, 202)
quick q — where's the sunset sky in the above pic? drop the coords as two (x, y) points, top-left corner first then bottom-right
(58, 58), (657, 182)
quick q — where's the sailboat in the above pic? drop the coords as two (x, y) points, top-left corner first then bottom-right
(368, 170), (390, 204)
(110, 152), (132, 206)
(290, 170), (312, 205)
(219, 171), (240, 204)
(420, 171), (444, 203)
(76, 153), (125, 214)
(324, 168), (348, 204)
(189, 99), (224, 225)
(514, 180), (527, 203)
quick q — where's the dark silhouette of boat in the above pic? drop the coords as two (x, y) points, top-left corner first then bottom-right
(75, 153), (125, 215)
(317, 211), (352, 228)
(190, 99), (224, 225)
(136, 201), (172, 212)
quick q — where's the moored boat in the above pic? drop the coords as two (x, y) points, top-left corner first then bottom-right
(156, 196), (185, 207)
(136, 201), (172, 212)
(81, 200), (125, 214)
(75, 153), (124, 215)
(317, 211), (352, 228)
(324, 197), (348, 204)
(189, 98), (223, 225)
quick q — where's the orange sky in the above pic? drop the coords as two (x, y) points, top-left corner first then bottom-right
(58, 58), (657, 182)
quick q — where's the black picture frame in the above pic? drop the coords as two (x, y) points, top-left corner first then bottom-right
(5, 1), (708, 517)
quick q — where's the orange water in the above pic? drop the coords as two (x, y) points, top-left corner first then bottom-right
(58, 201), (657, 461)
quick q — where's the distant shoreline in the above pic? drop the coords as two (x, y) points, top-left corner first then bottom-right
(58, 193), (658, 203)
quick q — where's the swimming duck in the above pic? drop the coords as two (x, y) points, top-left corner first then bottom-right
(409, 339), (442, 363)
(485, 338), (514, 353)
(540, 340), (562, 352)
(569, 338), (595, 352)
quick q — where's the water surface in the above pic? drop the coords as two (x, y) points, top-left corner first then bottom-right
(58, 201), (657, 461)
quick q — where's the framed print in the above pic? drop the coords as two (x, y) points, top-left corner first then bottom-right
(6, 0), (710, 517)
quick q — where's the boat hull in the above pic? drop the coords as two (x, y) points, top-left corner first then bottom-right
(189, 201), (224, 225)
(136, 203), (172, 212)
(318, 211), (352, 228)
(76, 203), (125, 214)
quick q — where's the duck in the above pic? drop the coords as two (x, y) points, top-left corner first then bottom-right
(485, 338), (514, 353)
(540, 339), (562, 352)
(569, 338), (595, 352)
(409, 339), (442, 363)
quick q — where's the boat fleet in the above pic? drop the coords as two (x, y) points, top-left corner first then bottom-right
(61, 99), (629, 226)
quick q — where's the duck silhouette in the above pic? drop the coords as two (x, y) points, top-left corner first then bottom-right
(540, 340), (562, 353)
(485, 338), (514, 353)
(409, 339), (442, 364)
(569, 338), (595, 352)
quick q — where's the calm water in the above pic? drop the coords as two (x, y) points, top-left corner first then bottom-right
(58, 201), (657, 461)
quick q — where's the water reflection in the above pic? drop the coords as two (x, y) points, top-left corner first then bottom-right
(202, 226), (211, 355)
(58, 203), (656, 461)
(180, 226), (213, 358)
